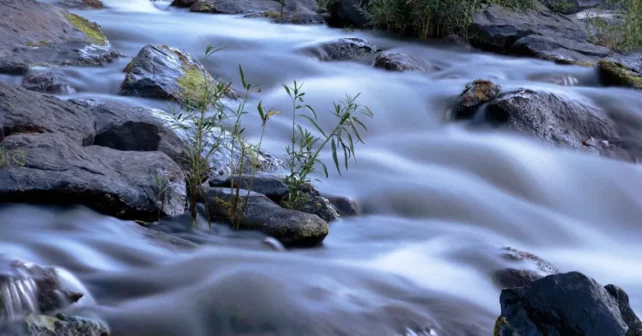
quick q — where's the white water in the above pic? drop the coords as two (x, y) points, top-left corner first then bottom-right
(1, 0), (642, 335)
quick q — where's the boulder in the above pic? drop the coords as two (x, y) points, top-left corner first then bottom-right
(0, 133), (186, 221)
(598, 54), (642, 90)
(121, 45), (235, 104)
(21, 71), (75, 95)
(197, 187), (329, 247)
(605, 285), (642, 335)
(541, 0), (605, 14)
(0, 0), (118, 75)
(324, 0), (369, 28)
(56, 0), (105, 9)
(0, 82), (94, 145)
(493, 247), (559, 289)
(451, 79), (501, 119)
(468, 4), (609, 63)
(303, 38), (381, 61)
(287, 194), (339, 222)
(1, 313), (110, 336)
(497, 272), (642, 336)
(373, 51), (439, 73)
(324, 194), (359, 217)
(189, 0), (322, 23)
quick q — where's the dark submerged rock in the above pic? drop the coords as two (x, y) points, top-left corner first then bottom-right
(197, 187), (329, 247)
(452, 79), (501, 119)
(304, 38), (381, 61)
(497, 272), (640, 336)
(121, 44), (234, 103)
(373, 51), (438, 73)
(0, 0), (118, 75)
(170, 0), (198, 7)
(0, 133), (187, 221)
(21, 71), (75, 95)
(605, 285), (642, 335)
(598, 54), (642, 90)
(324, 194), (359, 217)
(468, 4), (609, 63)
(324, 0), (369, 28)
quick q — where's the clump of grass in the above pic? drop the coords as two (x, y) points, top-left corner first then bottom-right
(152, 172), (170, 221)
(62, 12), (108, 46)
(281, 82), (373, 209)
(586, 0), (642, 52)
(363, 0), (535, 39)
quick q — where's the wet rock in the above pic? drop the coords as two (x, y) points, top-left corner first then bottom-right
(304, 38), (381, 61)
(497, 272), (639, 336)
(501, 247), (559, 275)
(469, 4), (609, 63)
(605, 284), (642, 335)
(170, 0), (198, 7)
(209, 174), (289, 202)
(190, 0), (321, 23)
(197, 187), (329, 247)
(91, 102), (188, 168)
(0, 82), (94, 145)
(0, 132), (186, 221)
(494, 269), (543, 289)
(324, 194), (359, 217)
(0, 259), (83, 320)
(324, 0), (369, 28)
(21, 71), (75, 95)
(0, 0), (118, 75)
(541, 0), (605, 14)
(493, 247), (559, 289)
(598, 54), (642, 90)
(373, 51), (438, 73)
(57, 0), (105, 9)
(452, 79), (501, 119)
(288, 195), (340, 223)
(1, 313), (110, 336)
(121, 44), (234, 104)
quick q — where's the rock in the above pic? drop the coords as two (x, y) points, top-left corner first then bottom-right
(0, 258), (84, 320)
(288, 194), (340, 222)
(598, 54), (642, 90)
(324, 194), (359, 217)
(452, 79), (501, 119)
(468, 4), (609, 63)
(121, 45), (234, 104)
(170, 0), (198, 7)
(189, 0), (322, 23)
(1, 313), (110, 336)
(197, 187), (329, 247)
(324, 0), (369, 28)
(501, 247), (559, 274)
(21, 71), (75, 95)
(304, 38), (381, 61)
(494, 269), (543, 289)
(0, 0), (118, 75)
(541, 0), (604, 14)
(0, 133), (186, 221)
(605, 285), (642, 335)
(373, 51), (438, 73)
(56, 0), (105, 9)
(497, 272), (639, 336)
(0, 82), (94, 145)
(482, 88), (638, 161)
(90, 102), (188, 169)
(493, 247), (559, 289)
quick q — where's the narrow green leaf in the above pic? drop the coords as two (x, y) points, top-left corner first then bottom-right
(350, 122), (364, 143)
(239, 65), (247, 88)
(331, 138), (341, 175)
(301, 115), (327, 138)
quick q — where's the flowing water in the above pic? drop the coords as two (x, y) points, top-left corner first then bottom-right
(2, 0), (642, 335)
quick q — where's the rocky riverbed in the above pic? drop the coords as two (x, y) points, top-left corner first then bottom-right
(1, 0), (642, 335)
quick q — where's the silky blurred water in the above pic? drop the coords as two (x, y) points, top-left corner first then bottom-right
(2, 0), (642, 335)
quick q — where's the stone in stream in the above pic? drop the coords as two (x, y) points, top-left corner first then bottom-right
(121, 45), (237, 104)
(21, 71), (75, 95)
(451, 79), (502, 119)
(496, 272), (642, 336)
(303, 38), (381, 62)
(197, 187), (329, 247)
(468, 4), (610, 64)
(170, 0), (198, 7)
(493, 247), (559, 289)
(598, 53), (642, 90)
(188, 0), (323, 24)
(451, 80), (642, 162)
(0, 0), (119, 75)
(373, 51), (439, 73)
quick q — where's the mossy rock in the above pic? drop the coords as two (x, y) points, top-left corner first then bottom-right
(452, 79), (502, 119)
(62, 12), (108, 46)
(598, 59), (642, 90)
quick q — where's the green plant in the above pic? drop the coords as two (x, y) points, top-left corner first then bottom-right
(152, 173), (170, 221)
(281, 82), (373, 209)
(363, 0), (534, 39)
(586, 0), (642, 52)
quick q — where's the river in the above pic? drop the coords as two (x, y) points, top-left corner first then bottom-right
(2, 0), (642, 335)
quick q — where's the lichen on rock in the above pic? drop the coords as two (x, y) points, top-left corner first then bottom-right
(62, 12), (108, 46)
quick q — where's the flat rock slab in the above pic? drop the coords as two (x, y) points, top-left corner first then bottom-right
(188, 0), (322, 23)
(373, 51), (439, 73)
(303, 37), (381, 61)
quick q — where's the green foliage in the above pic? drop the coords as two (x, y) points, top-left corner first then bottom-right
(152, 173), (170, 221)
(547, 0), (576, 13)
(363, 0), (535, 39)
(62, 12), (108, 46)
(281, 82), (373, 209)
(586, 0), (642, 52)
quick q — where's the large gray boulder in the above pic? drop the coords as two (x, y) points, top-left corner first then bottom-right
(468, 4), (609, 63)
(303, 38), (381, 62)
(497, 272), (642, 336)
(0, 0), (118, 75)
(197, 187), (329, 247)
(598, 53), (642, 90)
(21, 71), (75, 95)
(373, 51), (439, 73)
(189, 0), (322, 24)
